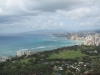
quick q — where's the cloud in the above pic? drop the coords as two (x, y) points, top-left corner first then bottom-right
(0, 0), (96, 16)
(0, 0), (100, 33)
(57, 6), (100, 20)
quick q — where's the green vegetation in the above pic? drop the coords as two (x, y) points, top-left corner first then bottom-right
(20, 58), (30, 63)
(0, 45), (100, 75)
(49, 50), (86, 59)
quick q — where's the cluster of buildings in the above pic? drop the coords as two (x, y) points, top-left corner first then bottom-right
(17, 50), (34, 57)
(70, 35), (80, 40)
(70, 33), (100, 46)
(83, 34), (100, 46)
(1, 50), (34, 62)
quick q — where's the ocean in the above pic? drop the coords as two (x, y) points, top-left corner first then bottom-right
(0, 34), (81, 58)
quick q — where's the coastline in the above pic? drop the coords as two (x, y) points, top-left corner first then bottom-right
(0, 41), (82, 62)
(0, 34), (82, 57)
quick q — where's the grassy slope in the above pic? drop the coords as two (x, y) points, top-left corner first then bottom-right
(49, 50), (87, 59)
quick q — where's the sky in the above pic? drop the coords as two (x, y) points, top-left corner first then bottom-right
(0, 0), (100, 33)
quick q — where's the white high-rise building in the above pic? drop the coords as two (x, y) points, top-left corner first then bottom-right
(17, 50), (33, 57)
(24, 51), (32, 56)
(17, 50), (22, 57)
(82, 34), (100, 46)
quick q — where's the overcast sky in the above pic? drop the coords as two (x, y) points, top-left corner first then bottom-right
(0, 0), (100, 33)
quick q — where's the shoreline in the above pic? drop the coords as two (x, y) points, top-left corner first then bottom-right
(0, 35), (83, 61)
(0, 43), (100, 75)
(0, 43), (82, 62)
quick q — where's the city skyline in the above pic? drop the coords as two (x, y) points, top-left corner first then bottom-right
(0, 0), (100, 33)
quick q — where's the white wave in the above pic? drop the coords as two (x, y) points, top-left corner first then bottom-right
(19, 49), (28, 51)
(37, 46), (46, 49)
(31, 46), (55, 50)
(9, 51), (16, 53)
(31, 46), (46, 49)
(31, 48), (36, 49)
(49, 46), (54, 47)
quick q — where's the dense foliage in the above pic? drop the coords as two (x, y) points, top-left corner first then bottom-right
(0, 45), (100, 75)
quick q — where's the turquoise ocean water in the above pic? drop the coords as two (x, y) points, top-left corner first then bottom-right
(0, 34), (81, 57)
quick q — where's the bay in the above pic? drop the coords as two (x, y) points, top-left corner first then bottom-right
(0, 34), (81, 57)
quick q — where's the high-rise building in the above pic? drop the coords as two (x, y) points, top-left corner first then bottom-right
(17, 50), (22, 57)
(17, 50), (33, 57)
